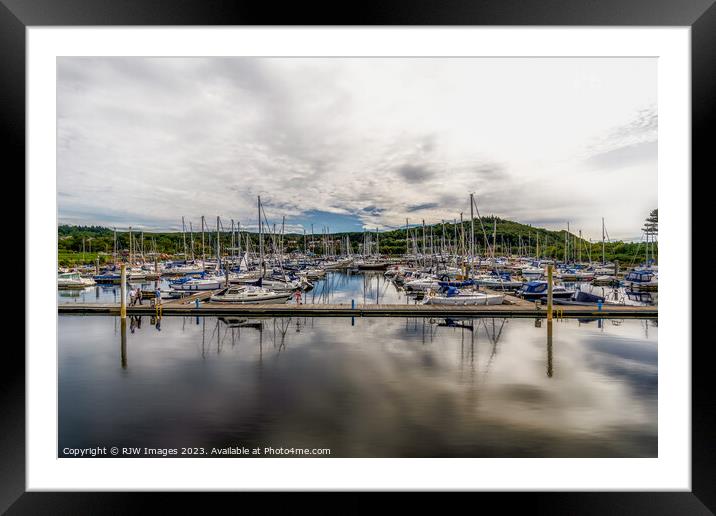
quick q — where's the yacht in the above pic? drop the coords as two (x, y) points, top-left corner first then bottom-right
(517, 281), (575, 300)
(623, 269), (658, 291)
(169, 275), (223, 292)
(423, 286), (504, 306)
(210, 286), (293, 304)
(58, 272), (96, 289)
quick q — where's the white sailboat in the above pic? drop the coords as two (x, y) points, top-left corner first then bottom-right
(210, 286), (292, 304)
(423, 287), (504, 306)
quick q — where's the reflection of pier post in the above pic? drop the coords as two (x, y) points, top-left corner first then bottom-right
(120, 263), (127, 320)
(120, 317), (127, 369)
(546, 264), (553, 322)
(546, 320), (553, 378)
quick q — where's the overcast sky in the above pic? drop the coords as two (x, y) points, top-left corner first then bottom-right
(57, 57), (656, 241)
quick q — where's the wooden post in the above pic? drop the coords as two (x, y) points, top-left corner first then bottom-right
(546, 318), (553, 378)
(120, 317), (127, 369)
(120, 263), (127, 319)
(547, 264), (553, 322)
(95, 257), (100, 275)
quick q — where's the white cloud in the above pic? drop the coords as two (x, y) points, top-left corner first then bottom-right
(57, 57), (657, 240)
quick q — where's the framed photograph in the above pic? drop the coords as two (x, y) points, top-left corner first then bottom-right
(9, 0), (710, 511)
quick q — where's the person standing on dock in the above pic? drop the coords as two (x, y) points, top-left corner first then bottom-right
(154, 286), (162, 307)
(136, 287), (143, 306)
(129, 288), (137, 307)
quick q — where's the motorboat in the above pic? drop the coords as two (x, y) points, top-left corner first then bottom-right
(622, 269), (657, 291)
(162, 262), (206, 275)
(210, 286), (292, 304)
(541, 290), (606, 306)
(474, 273), (524, 290)
(298, 268), (326, 280)
(517, 281), (575, 300)
(355, 260), (389, 271)
(169, 275), (223, 292)
(558, 269), (595, 282)
(58, 272), (96, 289)
(404, 276), (440, 292)
(93, 270), (122, 284)
(592, 275), (619, 286)
(322, 259), (353, 270)
(520, 267), (544, 279)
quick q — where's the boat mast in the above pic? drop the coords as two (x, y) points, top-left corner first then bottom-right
(258, 196), (264, 276)
(281, 216), (285, 259)
(201, 215), (206, 267)
(230, 219), (235, 261)
(469, 193), (475, 265)
(459, 213), (464, 258)
(216, 216), (221, 273)
(189, 222), (195, 261)
(601, 217), (605, 264)
(492, 219), (496, 259)
(182, 216), (188, 260)
(406, 218), (409, 256)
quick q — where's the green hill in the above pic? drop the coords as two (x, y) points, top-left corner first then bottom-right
(57, 218), (655, 267)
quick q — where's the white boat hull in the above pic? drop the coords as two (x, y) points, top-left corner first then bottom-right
(423, 293), (504, 306)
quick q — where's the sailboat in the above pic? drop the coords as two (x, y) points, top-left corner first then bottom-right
(210, 285), (292, 304)
(423, 285), (504, 306)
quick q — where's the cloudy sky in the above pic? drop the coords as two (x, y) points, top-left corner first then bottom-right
(57, 57), (656, 241)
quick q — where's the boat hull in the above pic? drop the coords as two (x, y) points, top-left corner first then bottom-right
(209, 294), (292, 304)
(424, 294), (504, 306)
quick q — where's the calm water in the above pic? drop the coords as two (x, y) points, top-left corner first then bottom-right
(59, 315), (657, 457)
(58, 271), (656, 306)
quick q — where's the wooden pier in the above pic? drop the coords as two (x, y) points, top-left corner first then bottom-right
(58, 298), (657, 319)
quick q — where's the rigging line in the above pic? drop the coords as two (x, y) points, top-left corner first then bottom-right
(471, 195), (494, 258)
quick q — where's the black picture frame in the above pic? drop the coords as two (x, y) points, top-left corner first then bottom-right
(6, 0), (709, 512)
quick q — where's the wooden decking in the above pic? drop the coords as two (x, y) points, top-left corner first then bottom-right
(58, 299), (657, 319)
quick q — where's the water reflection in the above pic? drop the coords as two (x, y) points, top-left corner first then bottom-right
(59, 314), (657, 458)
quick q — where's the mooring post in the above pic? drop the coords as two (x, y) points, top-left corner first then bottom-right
(547, 264), (553, 322)
(351, 299), (355, 310)
(120, 317), (127, 369)
(95, 257), (100, 275)
(120, 263), (127, 319)
(546, 318), (553, 378)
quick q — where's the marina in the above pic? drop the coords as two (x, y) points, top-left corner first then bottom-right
(53, 56), (660, 463)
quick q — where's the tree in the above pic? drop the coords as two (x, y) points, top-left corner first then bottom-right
(642, 209), (658, 240)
